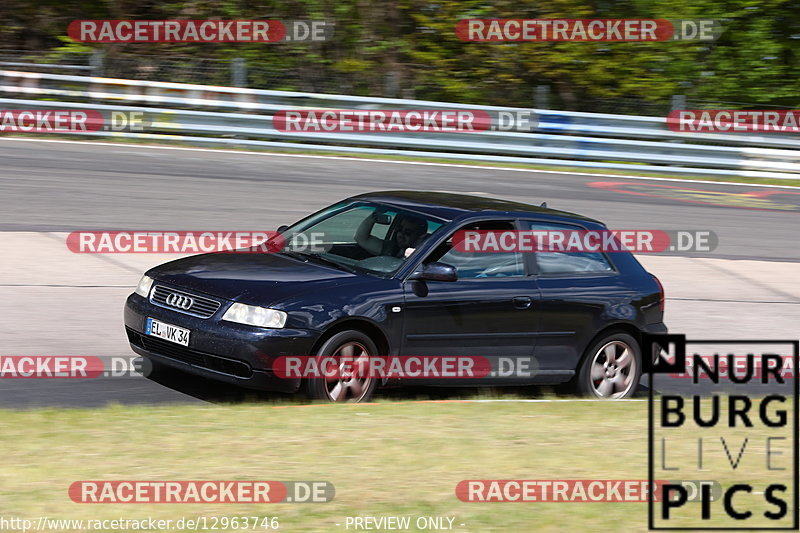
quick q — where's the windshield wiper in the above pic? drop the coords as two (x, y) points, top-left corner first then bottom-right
(280, 251), (358, 273)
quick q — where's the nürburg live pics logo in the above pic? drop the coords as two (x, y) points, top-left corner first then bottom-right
(645, 334), (799, 529)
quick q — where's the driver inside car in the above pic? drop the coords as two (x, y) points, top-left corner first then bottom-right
(355, 211), (428, 258)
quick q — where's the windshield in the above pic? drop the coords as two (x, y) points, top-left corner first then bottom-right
(277, 201), (444, 277)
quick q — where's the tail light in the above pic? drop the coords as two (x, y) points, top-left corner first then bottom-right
(652, 275), (665, 312)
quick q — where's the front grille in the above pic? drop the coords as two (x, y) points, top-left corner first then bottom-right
(126, 327), (253, 378)
(150, 285), (221, 318)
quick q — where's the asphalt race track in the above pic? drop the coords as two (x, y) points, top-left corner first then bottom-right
(2, 138), (800, 261)
(0, 137), (798, 407)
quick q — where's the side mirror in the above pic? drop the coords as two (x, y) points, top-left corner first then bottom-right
(373, 213), (391, 225)
(276, 225), (290, 233)
(409, 262), (457, 282)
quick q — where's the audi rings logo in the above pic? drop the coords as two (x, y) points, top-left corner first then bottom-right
(166, 293), (194, 310)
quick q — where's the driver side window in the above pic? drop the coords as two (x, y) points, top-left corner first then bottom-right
(424, 221), (524, 279)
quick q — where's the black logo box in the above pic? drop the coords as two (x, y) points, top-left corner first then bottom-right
(644, 335), (799, 531)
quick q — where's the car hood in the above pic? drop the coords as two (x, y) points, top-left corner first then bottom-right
(147, 252), (360, 306)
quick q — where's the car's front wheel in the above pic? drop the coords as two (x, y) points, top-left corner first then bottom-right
(305, 330), (378, 403)
(575, 332), (641, 399)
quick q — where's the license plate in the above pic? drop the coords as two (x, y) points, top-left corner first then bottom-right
(145, 318), (190, 346)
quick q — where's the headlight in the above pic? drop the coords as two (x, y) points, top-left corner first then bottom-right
(134, 275), (154, 298)
(222, 303), (287, 328)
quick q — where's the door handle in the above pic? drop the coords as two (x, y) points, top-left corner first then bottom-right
(512, 296), (532, 309)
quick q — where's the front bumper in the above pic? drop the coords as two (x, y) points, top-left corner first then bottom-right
(124, 292), (316, 393)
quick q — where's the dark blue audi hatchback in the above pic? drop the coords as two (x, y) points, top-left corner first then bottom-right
(125, 191), (667, 402)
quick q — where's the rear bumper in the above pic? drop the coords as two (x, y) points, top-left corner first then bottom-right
(643, 322), (669, 335)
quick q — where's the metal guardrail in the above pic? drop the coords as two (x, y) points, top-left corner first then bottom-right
(0, 62), (93, 71)
(1, 70), (799, 180)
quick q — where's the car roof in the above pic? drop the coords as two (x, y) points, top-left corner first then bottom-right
(349, 190), (602, 225)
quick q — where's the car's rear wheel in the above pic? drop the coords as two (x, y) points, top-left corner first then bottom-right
(575, 332), (641, 399)
(305, 330), (378, 403)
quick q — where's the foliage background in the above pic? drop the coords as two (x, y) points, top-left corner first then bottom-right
(0, 0), (798, 113)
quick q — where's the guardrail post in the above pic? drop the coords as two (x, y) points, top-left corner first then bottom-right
(231, 58), (247, 87)
(535, 85), (550, 109)
(90, 50), (104, 77)
(385, 72), (399, 98)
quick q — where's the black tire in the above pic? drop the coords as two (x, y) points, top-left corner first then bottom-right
(575, 332), (642, 399)
(305, 330), (379, 402)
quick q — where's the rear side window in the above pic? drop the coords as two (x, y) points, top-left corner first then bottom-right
(525, 221), (614, 275)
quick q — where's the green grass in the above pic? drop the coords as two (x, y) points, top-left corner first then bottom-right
(0, 399), (793, 532)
